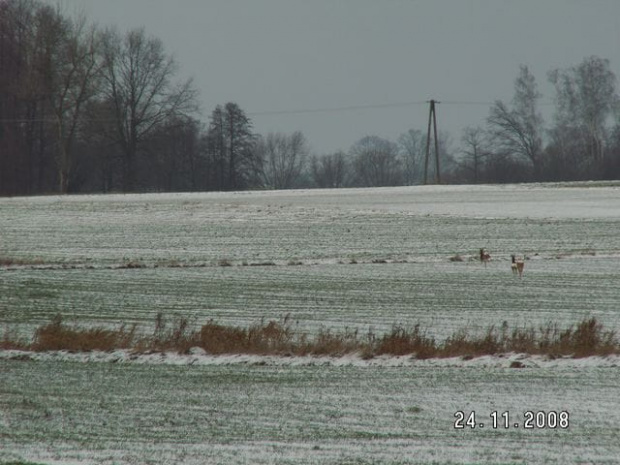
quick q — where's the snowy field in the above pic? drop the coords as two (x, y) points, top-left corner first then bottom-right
(1, 182), (620, 464)
(3, 355), (620, 464)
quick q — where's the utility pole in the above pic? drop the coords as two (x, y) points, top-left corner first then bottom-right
(424, 99), (441, 184)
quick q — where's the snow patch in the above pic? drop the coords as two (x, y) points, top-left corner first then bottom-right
(3, 349), (619, 369)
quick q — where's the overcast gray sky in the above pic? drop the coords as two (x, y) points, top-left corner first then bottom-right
(56, 0), (620, 154)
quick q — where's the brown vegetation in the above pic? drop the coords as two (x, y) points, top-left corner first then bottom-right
(30, 314), (137, 352)
(2, 314), (618, 359)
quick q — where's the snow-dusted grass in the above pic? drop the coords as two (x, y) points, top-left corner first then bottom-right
(2, 183), (620, 464)
(3, 256), (620, 343)
(1, 184), (620, 267)
(3, 357), (620, 464)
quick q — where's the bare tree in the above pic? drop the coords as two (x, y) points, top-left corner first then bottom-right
(204, 105), (226, 189)
(311, 151), (348, 188)
(205, 103), (255, 190)
(459, 126), (489, 184)
(350, 135), (402, 187)
(254, 131), (309, 189)
(548, 56), (618, 169)
(224, 102), (255, 189)
(0, 0), (27, 194)
(0, 0), (59, 194)
(398, 129), (425, 185)
(605, 124), (620, 179)
(100, 27), (197, 191)
(143, 116), (202, 191)
(47, 12), (103, 193)
(487, 65), (544, 178)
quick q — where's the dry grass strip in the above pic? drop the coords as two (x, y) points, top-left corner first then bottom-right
(2, 314), (618, 359)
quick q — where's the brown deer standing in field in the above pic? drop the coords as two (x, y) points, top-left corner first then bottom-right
(480, 248), (491, 267)
(511, 254), (525, 278)
(516, 256), (525, 278)
(511, 255), (518, 275)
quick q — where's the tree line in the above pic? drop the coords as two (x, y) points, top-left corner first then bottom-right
(1, 0), (619, 196)
(457, 60), (620, 184)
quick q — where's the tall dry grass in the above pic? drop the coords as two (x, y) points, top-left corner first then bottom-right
(30, 314), (137, 352)
(3, 314), (618, 359)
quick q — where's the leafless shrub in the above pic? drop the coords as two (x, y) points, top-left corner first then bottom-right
(564, 317), (616, 358)
(196, 320), (247, 354)
(375, 324), (436, 358)
(309, 327), (360, 356)
(140, 313), (195, 353)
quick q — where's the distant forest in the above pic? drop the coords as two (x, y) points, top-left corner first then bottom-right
(1, 0), (620, 196)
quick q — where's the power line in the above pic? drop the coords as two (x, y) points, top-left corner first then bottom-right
(0, 102), (429, 123)
(441, 100), (556, 106)
(0, 98), (557, 124)
(247, 100), (429, 116)
(440, 100), (496, 105)
(247, 99), (555, 116)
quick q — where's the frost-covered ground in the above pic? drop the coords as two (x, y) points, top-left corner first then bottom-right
(3, 258), (620, 342)
(2, 183), (620, 267)
(3, 355), (620, 464)
(2, 183), (620, 338)
(1, 183), (620, 464)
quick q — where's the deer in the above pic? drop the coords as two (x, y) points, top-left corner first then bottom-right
(511, 254), (525, 278)
(516, 256), (525, 278)
(479, 248), (491, 267)
(511, 255), (518, 275)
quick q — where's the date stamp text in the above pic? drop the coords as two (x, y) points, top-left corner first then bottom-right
(454, 411), (569, 429)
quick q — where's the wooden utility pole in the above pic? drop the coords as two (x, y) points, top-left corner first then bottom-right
(423, 99), (441, 184)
